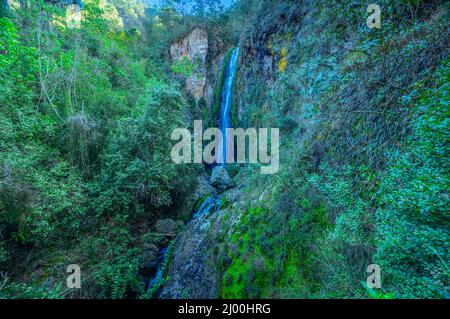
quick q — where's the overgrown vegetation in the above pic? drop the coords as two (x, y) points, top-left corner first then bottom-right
(0, 0), (448, 300)
(0, 0), (201, 298)
(225, 0), (449, 299)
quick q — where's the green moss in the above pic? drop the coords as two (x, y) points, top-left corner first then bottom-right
(221, 258), (252, 298)
(220, 195), (230, 209)
(219, 202), (331, 298)
(277, 251), (303, 293)
(194, 193), (212, 211)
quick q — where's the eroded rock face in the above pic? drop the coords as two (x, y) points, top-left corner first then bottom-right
(155, 219), (180, 235)
(170, 28), (208, 102)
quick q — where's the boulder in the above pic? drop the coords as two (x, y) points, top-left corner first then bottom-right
(195, 174), (217, 199)
(210, 166), (234, 191)
(155, 218), (179, 235)
(141, 243), (159, 271)
(159, 202), (219, 299)
(173, 174), (217, 220)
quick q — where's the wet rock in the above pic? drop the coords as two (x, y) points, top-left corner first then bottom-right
(159, 196), (222, 299)
(173, 174), (217, 220)
(210, 166), (234, 191)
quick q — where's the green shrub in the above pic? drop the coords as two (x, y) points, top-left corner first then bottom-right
(374, 59), (450, 298)
(93, 79), (198, 217)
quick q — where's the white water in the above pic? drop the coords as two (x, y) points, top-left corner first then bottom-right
(217, 48), (240, 165)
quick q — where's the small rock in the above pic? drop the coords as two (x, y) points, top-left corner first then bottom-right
(210, 166), (234, 191)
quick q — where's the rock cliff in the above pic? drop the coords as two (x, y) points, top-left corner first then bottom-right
(170, 28), (209, 103)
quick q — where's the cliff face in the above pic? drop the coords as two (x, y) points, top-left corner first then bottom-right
(170, 28), (209, 103)
(228, 0), (449, 299)
(169, 27), (232, 113)
(239, 2), (303, 81)
(161, 0), (449, 299)
(235, 1), (306, 126)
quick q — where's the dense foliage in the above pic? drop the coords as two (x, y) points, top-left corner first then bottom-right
(0, 0), (199, 298)
(0, 0), (448, 299)
(216, 0), (449, 299)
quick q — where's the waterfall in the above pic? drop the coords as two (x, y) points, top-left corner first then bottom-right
(149, 48), (238, 298)
(217, 48), (240, 165)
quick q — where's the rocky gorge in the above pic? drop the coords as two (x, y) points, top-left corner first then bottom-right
(145, 0), (450, 299)
(0, 0), (447, 300)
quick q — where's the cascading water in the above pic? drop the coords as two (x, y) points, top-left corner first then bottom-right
(193, 195), (222, 220)
(217, 48), (240, 165)
(146, 247), (167, 291)
(149, 48), (239, 298)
